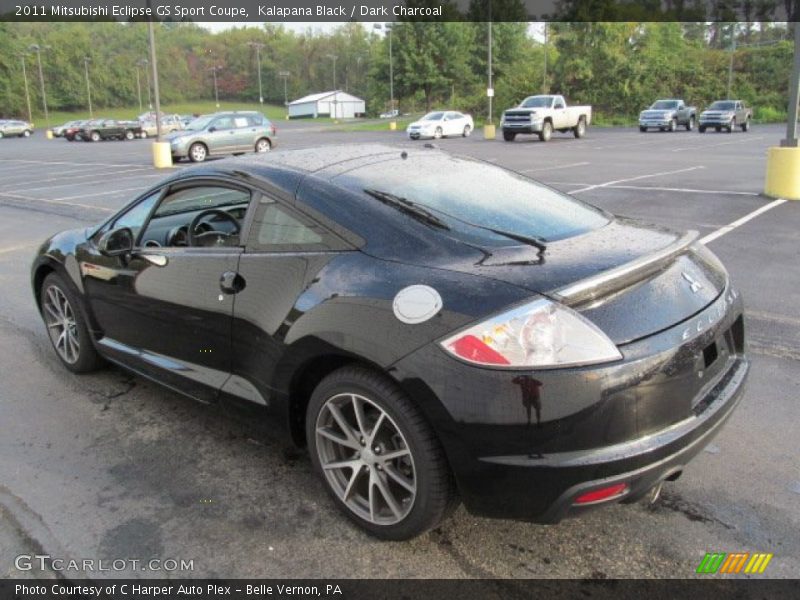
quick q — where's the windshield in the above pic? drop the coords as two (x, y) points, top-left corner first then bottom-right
(520, 96), (554, 108)
(184, 115), (215, 131)
(336, 155), (609, 243)
(709, 101), (736, 110)
(650, 100), (679, 110)
(422, 112), (444, 121)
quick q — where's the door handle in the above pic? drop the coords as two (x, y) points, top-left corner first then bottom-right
(138, 253), (168, 267)
(219, 271), (246, 294)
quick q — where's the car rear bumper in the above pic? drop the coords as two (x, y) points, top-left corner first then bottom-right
(391, 287), (748, 522)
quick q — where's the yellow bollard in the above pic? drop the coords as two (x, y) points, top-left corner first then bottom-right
(764, 146), (800, 200)
(152, 141), (173, 169)
(45, 130), (53, 140)
(483, 124), (496, 140)
(389, 121), (397, 131)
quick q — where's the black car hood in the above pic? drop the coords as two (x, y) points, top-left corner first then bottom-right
(384, 218), (728, 345)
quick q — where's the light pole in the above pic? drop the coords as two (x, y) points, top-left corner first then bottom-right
(209, 66), (222, 108)
(726, 34), (737, 99)
(135, 62), (143, 112)
(138, 59), (152, 111)
(488, 6), (493, 125)
(374, 23), (395, 114)
(248, 41), (265, 104)
(19, 54), (33, 124)
(28, 44), (49, 129)
(83, 56), (93, 118)
(542, 22), (549, 94)
(279, 70), (290, 115)
(326, 54), (338, 119)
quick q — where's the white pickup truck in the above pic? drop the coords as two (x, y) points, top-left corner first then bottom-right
(501, 94), (592, 142)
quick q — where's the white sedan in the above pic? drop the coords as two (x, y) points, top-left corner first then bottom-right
(406, 111), (473, 140)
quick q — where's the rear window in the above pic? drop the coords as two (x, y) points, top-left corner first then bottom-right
(334, 155), (609, 243)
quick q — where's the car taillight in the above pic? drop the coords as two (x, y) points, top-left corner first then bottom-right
(573, 483), (629, 505)
(440, 298), (622, 369)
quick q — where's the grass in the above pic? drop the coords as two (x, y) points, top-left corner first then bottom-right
(35, 101), (290, 127)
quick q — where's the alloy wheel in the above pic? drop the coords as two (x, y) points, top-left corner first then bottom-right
(190, 143), (207, 162)
(43, 285), (80, 364)
(255, 138), (271, 153)
(315, 392), (417, 526)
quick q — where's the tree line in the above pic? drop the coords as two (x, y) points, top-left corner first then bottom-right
(0, 20), (793, 122)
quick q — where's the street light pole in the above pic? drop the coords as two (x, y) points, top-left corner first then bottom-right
(373, 23), (395, 114)
(782, 24), (800, 147)
(279, 70), (290, 115)
(209, 66), (221, 108)
(727, 33), (737, 99)
(146, 14), (162, 142)
(29, 44), (49, 128)
(543, 22), (548, 94)
(488, 3), (493, 124)
(327, 54), (338, 119)
(138, 59), (152, 111)
(84, 56), (93, 119)
(19, 54), (33, 124)
(248, 42), (265, 104)
(135, 64), (143, 112)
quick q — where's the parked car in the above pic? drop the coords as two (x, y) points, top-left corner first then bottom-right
(639, 99), (697, 132)
(78, 119), (143, 142)
(32, 144), (748, 540)
(140, 114), (184, 137)
(167, 111), (276, 162)
(53, 120), (82, 138)
(63, 121), (88, 141)
(0, 119), (34, 138)
(380, 109), (400, 119)
(406, 111), (473, 140)
(179, 114), (196, 127)
(699, 100), (752, 133)
(501, 94), (591, 142)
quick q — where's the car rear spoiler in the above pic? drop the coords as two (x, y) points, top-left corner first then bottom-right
(551, 230), (699, 307)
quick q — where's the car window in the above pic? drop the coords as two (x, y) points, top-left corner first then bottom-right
(554, 99), (565, 109)
(112, 191), (161, 241)
(213, 117), (234, 130)
(247, 115), (264, 126)
(233, 116), (249, 128)
(248, 198), (346, 252)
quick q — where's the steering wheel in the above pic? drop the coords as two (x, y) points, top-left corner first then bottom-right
(188, 209), (241, 247)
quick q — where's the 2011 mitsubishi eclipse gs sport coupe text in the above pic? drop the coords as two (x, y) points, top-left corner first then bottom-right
(32, 145), (749, 540)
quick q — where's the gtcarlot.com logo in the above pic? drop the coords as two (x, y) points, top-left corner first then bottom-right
(696, 552), (773, 574)
(15, 554), (194, 572)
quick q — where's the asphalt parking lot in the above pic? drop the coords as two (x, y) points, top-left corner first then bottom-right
(0, 122), (798, 580)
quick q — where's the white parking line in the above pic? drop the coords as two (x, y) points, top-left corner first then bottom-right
(570, 166), (705, 194)
(0, 158), (148, 168)
(699, 198), (786, 244)
(4, 167), (155, 192)
(0, 243), (39, 255)
(0, 191), (116, 213)
(521, 161), (590, 174)
(606, 185), (759, 196)
(670, 135), (766, 153)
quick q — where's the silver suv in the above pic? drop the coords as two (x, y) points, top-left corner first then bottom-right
(167, 111), (277, 162)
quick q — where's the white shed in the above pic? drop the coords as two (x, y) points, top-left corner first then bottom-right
(287, 90), (366, 119)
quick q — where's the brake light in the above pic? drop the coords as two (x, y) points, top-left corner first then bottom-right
(450, 335), (510, 365)
(573, 483), (629, 505)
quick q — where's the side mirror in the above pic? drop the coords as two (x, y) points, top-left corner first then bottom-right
(98, 227), (134, 257)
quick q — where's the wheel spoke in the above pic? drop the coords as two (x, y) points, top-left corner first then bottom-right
(383, 464), (415, 494)
(342, 466), (364, 501)
(328, 403), (360, 447)
(351, 395), (368, 438)
(322, 458), (361, 472)
(368, 412), (386, 445)
(44, 303), (61, 322)
(316, 426), (360, 451)
(47, 289), (63, 319)
(379, 447), (410, 462)
(373, 471), (403, 519)
(56, 330), (67, 351)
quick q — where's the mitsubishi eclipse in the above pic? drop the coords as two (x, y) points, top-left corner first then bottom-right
(32, 145), (748, 540)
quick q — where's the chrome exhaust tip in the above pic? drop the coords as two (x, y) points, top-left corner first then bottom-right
(648, 481), (664, 505)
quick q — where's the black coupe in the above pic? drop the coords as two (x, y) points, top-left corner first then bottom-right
(32, 145), (748, 539)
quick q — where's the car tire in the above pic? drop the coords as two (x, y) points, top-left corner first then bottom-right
(90, 131), (101, 142)
(741, 118), (750, 132)
(685, 116), (695, 131)
(462, 125), (471, 137)
(668, 118), (677, 132)
(189, 142), (208, 162)
(141, 131), (148, 138)
(23, 130), (32, 137)
(573, 117), (586, 138)
(255, 137), (271, 153)
(538, 121), (553, 142)
(307, 366), (458, 540)
(40, 273), (105, 374)
(502, 131), (516, 142)
(727, 118), (736, 133)
(698, 125), (706, 133)
(434, 127), (443, 139)
(124, 130), (135, 141)
(639, 126), (647, 133)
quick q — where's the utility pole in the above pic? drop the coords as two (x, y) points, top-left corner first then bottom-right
(248, 41), (265, 104)
(209, 65), (222, 108)
(487, 3), (493, 124)
(135, 62), (143, 112)
(279, 70), (290, 115)
(327, 54), (338, 119)
(146, 10), (162, 142)
(543, 22), (549, 94)
(83, 56), (93, 118)
(28, 44), (49, 128)
(783, 23), (800, 147)
(727, 29), (737, 99)
(373, 23), (395, 113)
(138, 59), (152, 111)
(19, 54), (33, 124)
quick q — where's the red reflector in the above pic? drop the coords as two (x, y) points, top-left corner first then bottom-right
(450, 335), (510, 365)
(573, 483), (629, 505)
